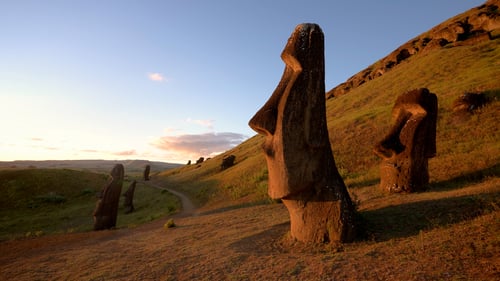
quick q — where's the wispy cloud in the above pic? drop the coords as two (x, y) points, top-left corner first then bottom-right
(113, 149), (137, 156)
(148, 72), (167, 82)
(186, 118), (214, 130)
(81, 149), (99, 153)
(151, 132), (247, 158)
(30, 137), (44, 141)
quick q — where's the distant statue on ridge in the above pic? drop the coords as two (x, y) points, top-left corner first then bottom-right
(373, 88), (438, 193)
(93, 164), (124, 230)
(249, 23), (356, 243)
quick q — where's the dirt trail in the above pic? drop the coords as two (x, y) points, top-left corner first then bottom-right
(144, 181), (196, 217)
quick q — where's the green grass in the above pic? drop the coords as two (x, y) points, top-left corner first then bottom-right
(0, 168), (180, 240)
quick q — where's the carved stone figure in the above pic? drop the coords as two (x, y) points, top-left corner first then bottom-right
(221, 155), (236, 170)
(373, 88), (438, 193)
(195, 157), (204, 164)
(143, 164), (151, 181)
(93, 164), (124, 230)
(123, 180), (137, 214)
(248, 23), (356, 243)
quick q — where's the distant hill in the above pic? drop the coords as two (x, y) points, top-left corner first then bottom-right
(327, 0), (500, 98)
(0, 159), (182, 175)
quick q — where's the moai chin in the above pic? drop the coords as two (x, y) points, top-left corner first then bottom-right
(93, 164), (124, 230)
(249, 23), (356, 243)
(373, 88), (438, 193)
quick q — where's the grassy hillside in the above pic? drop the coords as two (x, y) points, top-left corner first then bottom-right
(158, 36), (500, 209)
(0, 168), (180, 240)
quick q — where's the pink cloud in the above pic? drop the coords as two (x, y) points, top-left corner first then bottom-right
(151, 132), (247, 156)
(113, 149), (137, 156)
(148, 72), (166, 82)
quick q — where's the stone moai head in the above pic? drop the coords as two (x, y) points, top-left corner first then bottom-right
(248, 23), (356, 243)
(249, 23), (339, 199)
(93, 164), (125, 230)
(373, 88), (438, 192)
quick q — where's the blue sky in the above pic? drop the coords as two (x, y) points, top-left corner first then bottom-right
(0, 0), (484, 163)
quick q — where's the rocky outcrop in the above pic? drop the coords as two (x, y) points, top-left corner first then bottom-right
(373, 88), (438, 193)
(93, 164), (124, 230)
(123, 180), (136, 214)
(327, 0), (500, 99)
(452, 92), (491, 113)
(249, 23), (356, 243)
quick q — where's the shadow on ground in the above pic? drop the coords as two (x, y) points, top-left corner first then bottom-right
(359, 190), (499, 242)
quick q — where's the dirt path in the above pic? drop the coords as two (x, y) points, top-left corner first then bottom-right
(143, 181), (196, 217)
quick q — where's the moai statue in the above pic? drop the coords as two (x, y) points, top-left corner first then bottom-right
(143, 164), (151, 181)
(220, 155), (236, 170)
(93, 164), (124, 230)
(373, 88), (438, 193)
(123, 180), (137, 214)
(248, 23), (356, 243)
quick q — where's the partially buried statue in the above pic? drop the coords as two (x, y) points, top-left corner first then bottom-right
(249, 23), (356, 243)
(123, 180), (136, 214)
(93, 164), (124, 230)
(373, 88), (438, 193)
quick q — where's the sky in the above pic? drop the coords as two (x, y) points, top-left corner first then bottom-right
(0, 0), (485, 163)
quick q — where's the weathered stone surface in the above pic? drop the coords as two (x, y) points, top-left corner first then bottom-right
(123, 180), (136, 214)
(143, 164), (151, 181)
(249, 23), (356, 243)
(93, 164), (124, 230)
(220, 155), (236, 170)
(373, 88), (438, 193)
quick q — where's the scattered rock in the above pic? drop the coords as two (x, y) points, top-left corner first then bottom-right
(452, 92), (490, 113)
